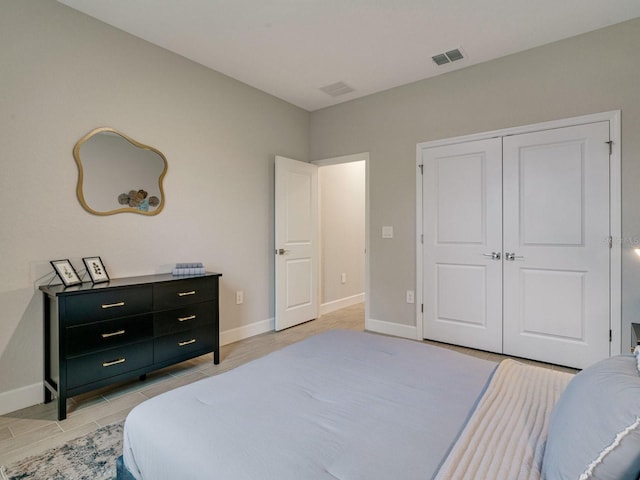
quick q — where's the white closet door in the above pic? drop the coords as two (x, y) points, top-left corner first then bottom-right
(422, 138), (503, 353)
(502, 122), (611, 369)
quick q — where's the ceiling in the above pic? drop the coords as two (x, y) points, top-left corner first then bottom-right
(57, 0), (640, 112)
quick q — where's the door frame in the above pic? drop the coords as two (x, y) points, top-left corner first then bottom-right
(313, 152), (370, 329)
(416, 110), (621, 355)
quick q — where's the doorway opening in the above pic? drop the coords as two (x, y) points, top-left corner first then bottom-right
(314, 153), (369, 323)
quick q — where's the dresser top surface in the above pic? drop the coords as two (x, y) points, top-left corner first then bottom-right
(40, 272), (222, 297)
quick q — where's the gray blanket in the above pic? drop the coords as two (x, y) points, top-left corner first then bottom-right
(123, 330), (497, 480)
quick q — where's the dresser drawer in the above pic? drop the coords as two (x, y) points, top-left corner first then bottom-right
(64, 286), (153, 326)
(153, 277), (217, 310)
(66, 314), (153, 357)
(154, 326), (215, 364)
(154, 302), (215, 336)
(66, 341), (153, 389)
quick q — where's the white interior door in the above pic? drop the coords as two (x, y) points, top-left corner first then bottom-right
(502, 122), (611, 369)
(422, 138), (503, 353)
(275, 156), (319, 331)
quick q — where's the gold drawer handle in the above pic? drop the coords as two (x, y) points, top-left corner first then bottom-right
(178, 291), (196, 297)
(178, 339), (196, 347)
(101, 329), (126, 338)
(178, 315), (196, 322)
(102, 358), (126, 367)
(101, 301), (125, 309)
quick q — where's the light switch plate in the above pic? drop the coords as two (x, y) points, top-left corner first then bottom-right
(382, 226), (394, 238)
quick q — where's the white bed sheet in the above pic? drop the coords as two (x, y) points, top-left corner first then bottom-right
(122, 330), (497, 480)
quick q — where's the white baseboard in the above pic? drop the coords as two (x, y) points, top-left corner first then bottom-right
(320, 293), (365, 315)
(220, 317), (274, 346)
(0, 382), (42, 416)
(366, 318), (417, 340)
(221, 294), (366, 345)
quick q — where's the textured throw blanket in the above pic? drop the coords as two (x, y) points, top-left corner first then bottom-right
(435, 359), (572, 480)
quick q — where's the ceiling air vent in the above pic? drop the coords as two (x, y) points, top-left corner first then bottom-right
(431, 48), (465, 66)
(319, 81), (355, 97)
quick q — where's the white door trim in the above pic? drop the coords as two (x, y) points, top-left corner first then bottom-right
(416, 110), (621, 355)
(312, 152), (370, 328)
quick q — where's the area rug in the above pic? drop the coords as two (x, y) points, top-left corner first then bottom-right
(0, 421), (123, 480)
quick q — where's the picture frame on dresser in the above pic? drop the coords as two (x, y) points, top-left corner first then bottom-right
(50, 259), (82, 287)
(83, 256), (109, 283)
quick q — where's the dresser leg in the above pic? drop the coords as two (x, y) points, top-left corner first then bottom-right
(44, 387), (52, 404)
(58, 395), (67, 421)
(214, 350), (220, 365)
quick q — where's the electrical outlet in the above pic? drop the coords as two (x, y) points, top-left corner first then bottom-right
(236, 290), (244, 305)
(382, 226), (394, 238)
(406, 290), (415, 304)
(341, 272), (347, 284)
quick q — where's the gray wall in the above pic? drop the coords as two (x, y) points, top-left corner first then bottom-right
(0, 0), (309, 409)
(310, 18), (640, 350)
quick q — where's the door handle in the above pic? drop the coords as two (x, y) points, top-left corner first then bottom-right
(276, 248), (290, 255)
(505, 252), (524, 261)
(482, 252), (501, 260)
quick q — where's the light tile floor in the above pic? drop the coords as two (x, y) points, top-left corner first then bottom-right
(0, 303), (577, 466)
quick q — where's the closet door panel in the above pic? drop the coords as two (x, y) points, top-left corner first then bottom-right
(519, 142), (584, 245)
(502, 122), (611, 369)
(422, 138), (503, 353)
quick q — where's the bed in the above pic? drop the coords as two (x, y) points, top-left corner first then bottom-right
(117, 330), (640, 480)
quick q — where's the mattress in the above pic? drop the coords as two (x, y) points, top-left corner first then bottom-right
(122, 329), (497, 480)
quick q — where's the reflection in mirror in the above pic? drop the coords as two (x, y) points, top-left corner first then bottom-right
(74, 127), (167, 215)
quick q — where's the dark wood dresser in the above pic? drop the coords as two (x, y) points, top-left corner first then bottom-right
(40, 272), (221, 420)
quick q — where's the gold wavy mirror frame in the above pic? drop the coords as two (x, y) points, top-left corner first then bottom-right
(74, 127), (168, 216)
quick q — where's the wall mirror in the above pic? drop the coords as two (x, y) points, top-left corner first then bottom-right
(74, 127), (167, 216)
